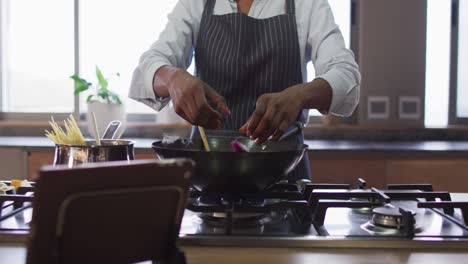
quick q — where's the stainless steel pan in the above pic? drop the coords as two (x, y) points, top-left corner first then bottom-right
(54, 140), (135, 167)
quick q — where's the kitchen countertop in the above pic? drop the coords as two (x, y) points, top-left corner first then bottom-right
(1, 246), (467, 264)
(1, 194), (468, 263)
(1, 136), (468, 155)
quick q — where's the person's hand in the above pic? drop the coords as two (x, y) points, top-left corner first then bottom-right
(167, 69), (230, 129)
(239, 79), (333, 143)
(239, 87), (303, 144)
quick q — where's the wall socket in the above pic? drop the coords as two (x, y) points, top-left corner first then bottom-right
(399, 96), (421, 120)
(368, 96), (390, 119)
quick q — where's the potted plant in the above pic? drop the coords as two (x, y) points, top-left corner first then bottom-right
(71, 66), (125, 138)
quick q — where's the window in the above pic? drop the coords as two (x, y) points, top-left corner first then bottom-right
(425, 0), (452, 127)
(79, 0), (179, 114)
(0, 0), (179, 118)
(457, 0), (468, 118)
(1, 0), (74, 113)
(447, 0), (468, 124)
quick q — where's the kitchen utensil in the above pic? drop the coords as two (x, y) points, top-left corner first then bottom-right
(228, 121), (304, 153)
(152, 134), (308, 195)
(278, 121), (304, 141)
(53, 139), (135, 167)
(91, 112), (101, 145)
(198, 126), (210, 151)
(101, 120), (122, 140)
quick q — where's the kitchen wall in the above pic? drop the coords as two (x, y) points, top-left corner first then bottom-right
(0, 148), (28, 180)
(355, 0), (427, 127)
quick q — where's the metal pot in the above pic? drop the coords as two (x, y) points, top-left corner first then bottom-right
(53, 140), (135, 167)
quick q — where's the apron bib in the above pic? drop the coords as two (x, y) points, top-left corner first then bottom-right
(193, 0), (310, 180)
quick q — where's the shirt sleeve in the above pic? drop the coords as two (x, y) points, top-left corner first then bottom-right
(128, 0), (202, 111)
(307, 0), (361, 117)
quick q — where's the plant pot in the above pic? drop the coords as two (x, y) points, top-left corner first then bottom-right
(86, 101), (126, 138)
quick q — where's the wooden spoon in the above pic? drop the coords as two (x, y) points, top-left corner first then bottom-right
(198, 126), (211, 151)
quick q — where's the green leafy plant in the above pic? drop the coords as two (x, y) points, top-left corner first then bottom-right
(70, 66), (122, 104)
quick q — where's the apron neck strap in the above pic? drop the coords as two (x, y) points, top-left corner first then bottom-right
(286, 0), (296, 15)
(204, 0), (216, 16)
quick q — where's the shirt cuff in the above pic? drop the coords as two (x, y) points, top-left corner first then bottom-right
(129, 61), (171, 112)
(146, 61), (171, 100)
(317, 69), (358, 117)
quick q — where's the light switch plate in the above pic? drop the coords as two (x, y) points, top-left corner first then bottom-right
(399, 96), (421, 119)
(368, 96), (390, 119)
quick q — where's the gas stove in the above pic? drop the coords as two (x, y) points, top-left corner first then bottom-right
(180, 179), (468, 249)
(1, 179), (468, 249)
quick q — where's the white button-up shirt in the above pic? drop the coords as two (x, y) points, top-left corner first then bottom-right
(129, 0), (361, 117)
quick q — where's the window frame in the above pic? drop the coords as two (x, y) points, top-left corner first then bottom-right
(0, 0), (4, 114)
(0, 0), (79, 121)
(449, 0), (468, 125)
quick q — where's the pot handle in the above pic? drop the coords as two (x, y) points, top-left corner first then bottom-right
(278, 121), (304, 141)
(102, 120), (122, 139)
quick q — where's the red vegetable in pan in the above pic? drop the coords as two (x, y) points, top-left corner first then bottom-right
(230, 140), (249, 153)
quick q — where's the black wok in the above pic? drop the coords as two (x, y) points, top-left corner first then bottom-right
(152, 136), (308, 195)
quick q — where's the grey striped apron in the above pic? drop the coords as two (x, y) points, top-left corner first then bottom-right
(193, 0), (311, 181)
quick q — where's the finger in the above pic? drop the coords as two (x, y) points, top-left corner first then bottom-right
(170, 85), (198, 124)
(247, 96), (269, 137)
(271, 120), (290, 141)
(198, 95), (223, 128)
(238, 119), (250, 135)
(183, 98), (200, 124)
(193, 89), (222, 129)
(205, 84), (231, 115)
(197, 103), (223, 129)
(173, 101), (193, 124)
(252, 108), (280, 144)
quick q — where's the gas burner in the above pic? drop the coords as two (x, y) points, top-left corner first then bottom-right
(197, 195), (266, 207)
(371, 205), (415, 229)
(193, 197), (273, 227)
(350, 188), (375, 213)
(187, 186), (311, 234)
(198, 212), (272, 228)
(361, 220), (422, 236)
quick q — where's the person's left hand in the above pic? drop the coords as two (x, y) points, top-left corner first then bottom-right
(239, 87), (303, 144)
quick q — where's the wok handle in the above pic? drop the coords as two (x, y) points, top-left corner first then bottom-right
(278, 121), (304, 141)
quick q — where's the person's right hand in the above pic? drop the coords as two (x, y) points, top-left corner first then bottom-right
(167, 69), (230, 129)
